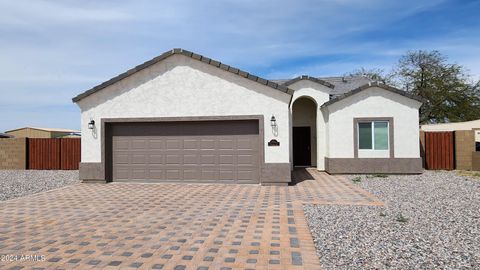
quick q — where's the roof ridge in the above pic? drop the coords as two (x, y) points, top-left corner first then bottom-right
(72, 48), (294, 102)
(281, 75), (335, 88)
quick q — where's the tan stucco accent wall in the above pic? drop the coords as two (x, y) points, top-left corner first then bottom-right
(0, 138), (27, 169)
(455, 130), (475, 170)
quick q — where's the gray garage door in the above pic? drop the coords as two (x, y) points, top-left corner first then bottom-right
(110, 120), (260, 184)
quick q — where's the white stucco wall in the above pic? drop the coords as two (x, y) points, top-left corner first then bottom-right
(288, 80), (331, 170)
(76, 54), (291, 164)
(324, 87), (422, 158)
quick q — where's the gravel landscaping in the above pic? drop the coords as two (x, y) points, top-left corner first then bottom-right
(305, 170), (480, 269)
(0, 170), (79, 201)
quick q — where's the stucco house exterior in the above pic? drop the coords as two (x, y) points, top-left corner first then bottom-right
(73, 48), (423, 185)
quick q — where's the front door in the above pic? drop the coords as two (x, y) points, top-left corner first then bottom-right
(293, 126), (311, 166)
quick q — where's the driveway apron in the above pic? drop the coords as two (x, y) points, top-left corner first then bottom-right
(0, 169), (381, 270)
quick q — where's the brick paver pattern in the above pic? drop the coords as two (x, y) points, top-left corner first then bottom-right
(0, 169), (382, 270)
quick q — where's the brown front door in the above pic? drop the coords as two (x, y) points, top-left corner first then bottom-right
(109, 120), (260, 184)
(293, 127), (311, 166)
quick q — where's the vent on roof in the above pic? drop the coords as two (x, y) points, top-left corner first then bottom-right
(342, 77), (347, 83)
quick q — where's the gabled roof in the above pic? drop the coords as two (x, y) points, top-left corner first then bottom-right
(281, 75), (334, 89)
(72, 48), (294, 102)
(321, 82), (423, 108)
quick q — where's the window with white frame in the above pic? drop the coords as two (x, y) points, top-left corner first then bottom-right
(358, 121), (389, 150)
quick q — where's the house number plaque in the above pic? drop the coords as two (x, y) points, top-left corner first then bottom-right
(268, 139), (280, 146)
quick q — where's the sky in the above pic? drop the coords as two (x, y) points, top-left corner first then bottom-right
(1, 0), (479, 132)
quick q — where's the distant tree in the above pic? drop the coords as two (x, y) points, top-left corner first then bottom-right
(347, 67), (392, 84)
(392, 50), (480, 123)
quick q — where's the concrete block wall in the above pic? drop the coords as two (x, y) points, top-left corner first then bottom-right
(455, 130), (475, 170)
(472, 152), (480, 171)
(0, 138), (27, 169)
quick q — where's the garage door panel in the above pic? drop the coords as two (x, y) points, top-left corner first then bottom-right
(237, 170), (256, 180)
(111, 120), (260, 183)
(183, 169), (198, 180)
(237, 138), (255, 149)
(183, 139), (198, 150)
(149, 139), (164, 149)
(114, 153), (129, 164)
(200, 155), (216, 164)
(219, 139), (234, 149)
(149, 154), (164, 164)
(219, 170), (235, 180)
(148, 169), (164, 179)
(166, 155), (182, 164)
(132, 168), (147, 180)
(200, 140), (216, 150)
(131, 139), (147, 149)
(166, 169), (181, 180)
(219, 155), (234, 165)
(201, 169), (217, 180)
(131, 154), (146, 164)
(183, 154), (197, 165)
(238, 155), (255, 164)
(166, 139), (182, 150)
(114, 139), (129, 150)
(114, 167), (130, 180)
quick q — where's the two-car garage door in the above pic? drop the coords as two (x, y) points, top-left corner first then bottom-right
(110, 120), (260, 184)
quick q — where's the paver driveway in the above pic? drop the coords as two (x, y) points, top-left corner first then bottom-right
(0, 169), (381, 270)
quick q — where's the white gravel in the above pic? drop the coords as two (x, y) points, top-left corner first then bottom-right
(304, 170), (480, 269)
(0, 170), (79, 201)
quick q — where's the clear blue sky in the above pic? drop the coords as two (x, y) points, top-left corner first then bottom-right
(1, 0), (479, 132)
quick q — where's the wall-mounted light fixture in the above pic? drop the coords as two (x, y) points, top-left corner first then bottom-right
(270, 115), (277, 127)
(88, 120), (95, 130)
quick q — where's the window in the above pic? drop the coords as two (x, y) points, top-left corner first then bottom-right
(358, 121), (389, 150)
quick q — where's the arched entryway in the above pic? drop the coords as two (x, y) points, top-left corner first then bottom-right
(291, 97), (317, 167)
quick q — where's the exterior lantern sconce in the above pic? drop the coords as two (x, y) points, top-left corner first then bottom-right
(270, 115), (277, 127)
(88, 120), (95, 130)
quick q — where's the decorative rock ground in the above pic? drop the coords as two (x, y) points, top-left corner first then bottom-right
(0, 170), (79, 201)
(305, 170), (480, 270)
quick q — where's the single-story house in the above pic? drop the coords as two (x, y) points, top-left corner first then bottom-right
(73, 48), (423, 185)
(5, 127), (80, 138)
